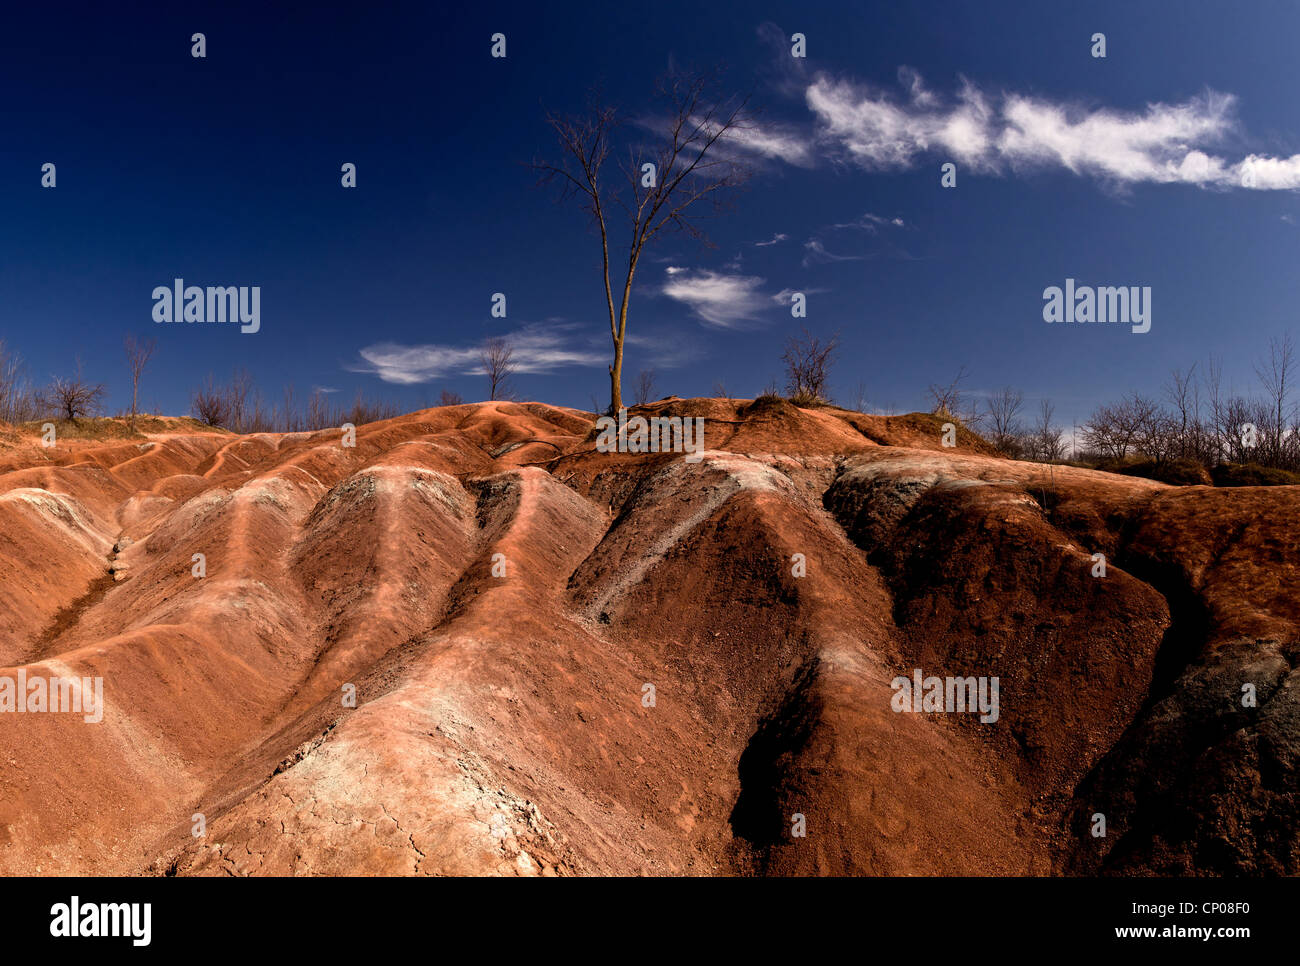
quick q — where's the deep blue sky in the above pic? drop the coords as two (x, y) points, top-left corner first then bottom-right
(2, 0), (1298, 428)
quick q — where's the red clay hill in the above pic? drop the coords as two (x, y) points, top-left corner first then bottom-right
(0, 398), (1296, 875)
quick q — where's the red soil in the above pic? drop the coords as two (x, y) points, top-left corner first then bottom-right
(0, 400), (1295, 875)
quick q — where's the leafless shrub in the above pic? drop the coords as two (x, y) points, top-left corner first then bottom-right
(192, 374), (228, 426)
(928, 366), (969, 422)
(438, 389), (464, 407)
(342, 389), (401, 426)
(1024, 399), (1064, 462)
(782, 327), (838, 404)
(852, 381), (870, 414)
(634, 369), (657, 406)
(985, 386), (1024, 456)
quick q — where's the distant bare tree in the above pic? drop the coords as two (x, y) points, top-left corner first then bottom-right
(1164, 363), (1198, 460)
(782, 327), (839, 404)
(634, 369), (657, 406)
(209, 369), (254, 431)
(1133, 401), (1180, 464)
(1203, 355), (1232, 463)
(1028, 399), (1065, 461)
(0, 340), (38, 423)
(1219, 396), (1257, 463)
(481, 337), (517, 401)
(533, 70), (751, 413)
(282, 383), (301, 432)
(928, 366), (970, 422)
(853, 381), (870, 414)
(1255, 334), (1296, 467)
(306, 389), (330, 430)
(44, 360), (106, 422)
(245, 390), (271, 433)
(985, 386), (1024, 455)
(356, 392), (399, 424)
(438, 389), (464, 406)
(1082, 393), (1162, 461)
(192, 374), (228, 427)
(123, 335), (156, 431)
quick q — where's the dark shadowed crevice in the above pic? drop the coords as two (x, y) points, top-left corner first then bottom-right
(1114, 551), (1210, 709)
(727, 658), (823, 872)
(26, 571), (116, 663)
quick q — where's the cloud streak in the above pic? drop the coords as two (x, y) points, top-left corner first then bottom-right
(354, 324), (607, 385)
(801, 68), (1300, 190)
(661, 267), (778, 328)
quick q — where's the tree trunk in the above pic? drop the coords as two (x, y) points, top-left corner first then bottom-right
(608, 337), (624, 414)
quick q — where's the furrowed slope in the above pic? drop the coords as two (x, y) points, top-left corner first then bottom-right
(0, 400), (1295, 876)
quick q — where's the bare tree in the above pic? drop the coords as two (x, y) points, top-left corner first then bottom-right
(1255, 334), (1296, 467)
(1164, 363), (1198, 460)
(281, 383), (301, 432)
(306, 388), (330, 430)
(481, 337), (517, 401)
(44, 360), (106, 422)
(985, 386), (1024, 456)
(438, 389), (464, 407)
(192, 374), (228, 426)
(1081, 393), (1162, 461)
(782, 327), (839, 404)
(123, 335), (156, 430)
(0, 340), (38, 424)
(1133, 402), (1179, 465)
(853, 381), (870, 414)
(633, 369), (657, 406)
(928, 366), (970, 422)
(245, 390), (272, 433)
(221, 368), (254, 432)
(1030, 399), (1064, 462)
(534, 71), (751, 413)
(1204, 355), (1230, 464)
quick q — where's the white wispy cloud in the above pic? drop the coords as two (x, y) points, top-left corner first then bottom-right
(771, 286), (828, 304)
(755, 232), (790, 246)
(634, 110), (813, 171)
(807, 72), (997, 171)
(660, 267), (777, 328)
(798, 68), (1300, 191)
(353, 323), (606, 385)
(802, 238), (867, 266)
(723, 119), (815, 167)
(832, 212), (906, 231)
